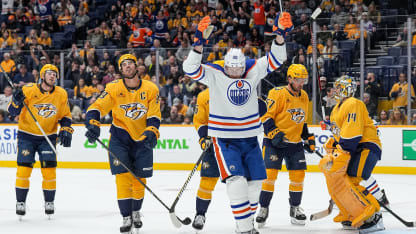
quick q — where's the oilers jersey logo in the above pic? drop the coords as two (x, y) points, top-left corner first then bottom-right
(287, 108), (306, 124)
(227, 80), (251, 106)
(33, 104), (57, 118)
(120, 103), (147, 120)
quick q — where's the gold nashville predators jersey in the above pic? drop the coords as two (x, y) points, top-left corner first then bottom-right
(330, 97), (381, 150)
(87, 79), (161, 141)
(262, 86), (309, 143)
(193, 88), (209, 138)
(15, 83), (71, 136)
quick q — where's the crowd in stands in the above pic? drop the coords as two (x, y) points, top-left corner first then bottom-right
(0, 0), (414, 125)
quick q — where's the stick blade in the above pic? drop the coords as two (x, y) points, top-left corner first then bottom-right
(169, 212), (182, 228)
(310, 200), (334, 221)
(311, 7), (322, 20)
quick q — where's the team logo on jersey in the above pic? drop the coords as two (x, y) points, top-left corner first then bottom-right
(33, 104), (57, 118)
(120, 103), (147, 120)
(287, 108), (305, 124)
(227, 80), (251, 106)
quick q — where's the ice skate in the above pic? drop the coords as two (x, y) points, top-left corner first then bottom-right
(359, 213), (385, 234)
(16, 202), (26, 220)
(192, 214), (206, 231)
(132, 210), (142, 229)
(255, 207), (268, 228)
(45, 202), (54, 219)
(341, 221), (357, 230)
(290, 206), (306, 225)
(378, 189), (390, 210)
(120, 216), (133, 234)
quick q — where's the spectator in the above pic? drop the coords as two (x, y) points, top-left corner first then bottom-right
(331, 23), (347, 41)
(163, 105), (184, 124)
(180, 75), (197, 105)
(295, 25), (311, 49)
(217, 32), (231, 50)
(183, 115), (192, 125)
(0, 86), (12, 111)
(138, 65), (150, 81)
(144, 49), (163, 67)
(330, 5), (347, 27)
(233, 30), (246, 48)
(207, 44), (223, 62)
(368, 2), (381, 25)
(322, 87), (337, 114)
(0, 109), (12, 123)
(1, 52), (16, 74)
(160, 97), (171, 121)
(386, 107), (407, 125)
(74, 8), (89, 40)
(37, 31), (52, 49)
(41, 15), (60, 33)
(89, 76), (101, 98)
(162, 55), (178, 78)
(152, 39), (166, 59)
(389, 73), (415, 110)
(101, 64), (117, 86)
(319, 76), (328, 91)
(129, 20), (152, 48)
(185, 95), (197, 119)
(322, 38), (339, 78)
(57, 8), (73, 27)
(209, 15), (224, 43)
(175, 39), (191, 63)
(32, 69), (40, 83)
(24, 29), (39, 49)
(169, 84), (183, 106)
(223, 16), (237, 39)
(87, 27), (104, 47)
(65, 59), (82, 86)
(364, 72), (381, 107)
(362, 12), (375, 49)
(412, 113), (416, 125)
(13, 65), (35, 88)
(172, 97), (188, 119)
(73, 77), (90, 100)
(30, 46), (50, 71)
(252, 0), (265, 35)
(317, 24), (332, 45)
(295, 1), (312, 17)
(250, 27), (264, 48)
(363, 92), (377, 119)
(378, 110), (388, 125)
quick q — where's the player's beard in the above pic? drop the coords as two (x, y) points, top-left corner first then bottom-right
(43, 78), (55, 88)
(123, 67), (138, 79)
(289, 82), (301, 93)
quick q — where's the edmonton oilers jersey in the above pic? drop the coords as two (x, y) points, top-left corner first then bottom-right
(183, 41), (287, 138)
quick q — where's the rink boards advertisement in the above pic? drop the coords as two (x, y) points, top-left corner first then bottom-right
(0, 124), (415, 174)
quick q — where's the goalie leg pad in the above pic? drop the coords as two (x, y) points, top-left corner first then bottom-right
(319, 150), (378, 227)
(226, 176), (252, 232)
(288, 170), (305, 206)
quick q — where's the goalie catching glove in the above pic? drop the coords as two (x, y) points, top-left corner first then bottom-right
(58, 126), (74, 147)
(273, 12), (293, 39)
(193, 16), (214, 46)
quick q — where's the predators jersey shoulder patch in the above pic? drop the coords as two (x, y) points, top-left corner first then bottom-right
(287, 108), (305, 124)
(33, 104), (57, 118)
(119, 103), (147, 120)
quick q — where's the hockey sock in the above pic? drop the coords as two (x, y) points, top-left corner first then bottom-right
(360, 177), (383, 201)
(196, 177), (219, 215)
(288, 170), (305, 207)
(226, 176), (252, 232)
(16, 166), (33, 202)
(132, 177), (146, 212)
(248, 180), (262, 215)
(259, 169), (278, 207)
(41, 168), (56, 202)
(116, 173), (133, 217)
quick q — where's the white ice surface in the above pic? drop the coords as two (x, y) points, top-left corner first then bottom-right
(0, 168), (415, 234)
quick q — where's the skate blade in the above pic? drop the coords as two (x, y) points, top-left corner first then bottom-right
(257, 222), (266, 229)
(291, 218), (306, 226)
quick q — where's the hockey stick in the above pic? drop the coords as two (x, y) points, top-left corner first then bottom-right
(310, 199), (334, 221)
(95, 138), (190, 228)
(168, 142), (212, 226)
(0, 65), (58, 155)
(379, 200), (416, 227)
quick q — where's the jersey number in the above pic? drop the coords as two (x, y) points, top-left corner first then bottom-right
(347, 113), (356, 122)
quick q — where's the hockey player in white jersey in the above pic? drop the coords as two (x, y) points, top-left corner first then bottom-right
(183, 13), (293, 234)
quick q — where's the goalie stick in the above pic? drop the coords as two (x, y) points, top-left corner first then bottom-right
(96, 139), (190, 228)
(379, 200), (416, 228)
(168, 142), (212, 227)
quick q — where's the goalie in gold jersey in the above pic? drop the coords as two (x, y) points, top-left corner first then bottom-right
(8, 64), (73, 218)
(256, 64), (315, 227)
(84, 54), (161, 234)
(319, 75), (384, 233)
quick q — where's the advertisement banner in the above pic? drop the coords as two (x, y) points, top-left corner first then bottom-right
(402, 130), (416, 160)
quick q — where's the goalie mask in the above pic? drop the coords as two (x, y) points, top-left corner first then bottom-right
(224, 48), (245, 78)
(334, 75), (357, 100)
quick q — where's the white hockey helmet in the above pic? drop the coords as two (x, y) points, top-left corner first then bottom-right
(224, 48), (245, 78)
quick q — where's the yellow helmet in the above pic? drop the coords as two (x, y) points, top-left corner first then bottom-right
(118, 53), (137, 70)
(287, 64), (308, 84)
(40, 64), (59, 80)
(334, 75), (357, 100)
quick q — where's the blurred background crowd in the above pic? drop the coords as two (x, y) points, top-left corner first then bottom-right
(0, 0), (414, 126)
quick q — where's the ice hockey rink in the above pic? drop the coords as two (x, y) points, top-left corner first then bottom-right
(0, 168), (415, 234)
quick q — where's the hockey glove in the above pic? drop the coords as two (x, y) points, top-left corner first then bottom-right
(268, 128), (289, 148)
(199, 136), (212, 152)
(320, 120), (331, 130)
(58, 126), (74, 147)
(12, 88), (25, 107)
(323, 137), (337, 153)
(390, 91), (399, 98)
(138, 126), (160, 150)
(273, 12), (293, 38)
(193, 16), (214, 46)
(85, 119), (100, 144)
(303, 134), (316, 153)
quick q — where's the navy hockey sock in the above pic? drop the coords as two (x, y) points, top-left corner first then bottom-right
(43, 189), (56, 202)
(259, 191), (273, 208)
(289, 191), (302, 207)
(132, 198), (143, 212)
(118, 199), (133, 217)
(16, 188), (29, 202)
(196, 197), (211, 215)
